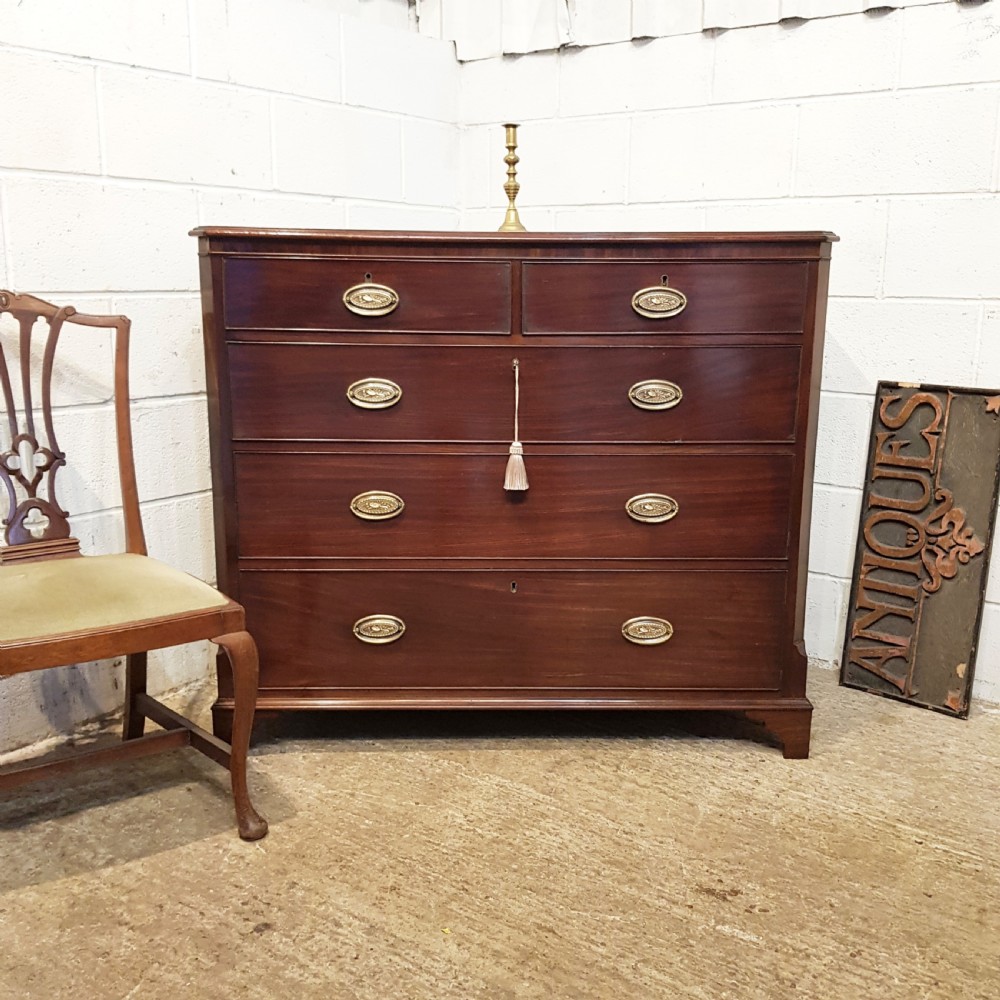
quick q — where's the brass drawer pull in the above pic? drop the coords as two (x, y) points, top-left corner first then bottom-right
(353, 614), (406, 644)
(626, 493), (679, 523)
(350, 491), (405, 521)
(622, 617), (674, 645)
(343, 281), (400, 317)
(347, 377), (402, 409)
(628, 379), (682, 411)
(631, 280), (687, 319)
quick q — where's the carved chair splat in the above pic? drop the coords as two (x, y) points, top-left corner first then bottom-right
(0, 290), (266, 840)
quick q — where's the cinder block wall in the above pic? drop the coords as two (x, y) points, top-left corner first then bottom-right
(3, 0), (998, 754)
(0, 0), (458, 753)
(458, 1), (1000, 705)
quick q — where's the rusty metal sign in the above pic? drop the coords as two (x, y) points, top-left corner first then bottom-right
(840, 382), (1000, 717)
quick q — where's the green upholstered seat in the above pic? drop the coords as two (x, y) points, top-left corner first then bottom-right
(0, 553), (229, 644)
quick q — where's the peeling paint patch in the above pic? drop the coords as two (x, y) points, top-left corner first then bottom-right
(945, 690), (966, 713)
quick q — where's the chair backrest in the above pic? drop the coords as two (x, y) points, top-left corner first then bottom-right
(0, 290), (146, 564)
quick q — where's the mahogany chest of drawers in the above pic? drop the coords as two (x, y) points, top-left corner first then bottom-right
(193, 228), (835, 757)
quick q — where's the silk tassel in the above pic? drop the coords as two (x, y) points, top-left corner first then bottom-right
(504, 359), (528, 491)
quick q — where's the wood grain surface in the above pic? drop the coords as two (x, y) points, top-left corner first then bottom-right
(233, 451), (794, 559)
(522, 260), (809, 334)
(237, 568), (787, 691)
(228, 342), (802, 443)
(223, 256), (512, 333)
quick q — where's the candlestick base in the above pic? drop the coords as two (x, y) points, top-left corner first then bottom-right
(498, 206), (526, 233)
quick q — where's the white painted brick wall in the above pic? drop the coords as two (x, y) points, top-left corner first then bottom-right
(899, 2), (1000, 88)
(553, 203), (708, 232)
(459, 53), (560, 125)
(194, 190), (348, 230)
(568, 0), (633, 47)
(557, 33), (714, 116)
(630, 105), (798, 202)
(346, 203), (458, 229)
(712, 13), (902, 103)
(2, 50), (102, 174)
(979, 307), (1000, 385)
(0, 0), (192, 73)
(113, 296), (207, 400)
(518, 118), (630, 205)
(3, 0), (1000, 756)
(101, 71), (274, 188)
(0, 0), (455, 755)
(808, 486), (864, 580)
(804, 575), (850, 677)
(812, 393), (875, 490)
(823, 300), (982, 394)
(795, 89), (998, 196)
(3, 178), (200, 290)
(192, 0), (344, 102)
(973, 605), (1000, 706)
(883, 197), (1000, 298)
(402, 118), (460, 206)
(272, 100), (404, 199)
(341, 17), (458, 119)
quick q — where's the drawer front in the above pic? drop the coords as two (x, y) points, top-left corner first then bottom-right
(240, 570), (785, 691)
(234, 452), (793, 559)
(222, 257), (512, 333)
(228, 343), (801, 443)
(522, 261), (809, 334)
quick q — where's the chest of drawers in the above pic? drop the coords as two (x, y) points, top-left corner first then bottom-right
(193, 228), (835, 758)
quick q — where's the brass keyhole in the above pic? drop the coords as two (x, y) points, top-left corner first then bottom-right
(510, 581), (517, 593)
(365, 272), (373, 281)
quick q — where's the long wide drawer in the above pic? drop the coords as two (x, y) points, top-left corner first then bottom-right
(227, 343), (801, 443)
(240, 569), (786, 691)
(223, 257), (512, 333)
(522, 261), (809, 334)
(234, 451), (793, 559)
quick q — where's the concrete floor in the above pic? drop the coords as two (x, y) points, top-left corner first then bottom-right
(1, 667), (998, 999)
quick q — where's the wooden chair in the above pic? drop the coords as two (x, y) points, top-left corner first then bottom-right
(0, 290), (267, 840)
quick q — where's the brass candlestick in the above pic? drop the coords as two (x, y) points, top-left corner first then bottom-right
(498, 123), (526, 232)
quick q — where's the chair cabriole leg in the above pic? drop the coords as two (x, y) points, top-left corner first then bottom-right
(212, 630), (268, 840)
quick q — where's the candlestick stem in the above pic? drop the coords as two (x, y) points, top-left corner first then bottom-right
(499, 122), (526, 233)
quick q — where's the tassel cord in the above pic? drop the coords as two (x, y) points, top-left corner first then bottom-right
(512, 358), (520, 443)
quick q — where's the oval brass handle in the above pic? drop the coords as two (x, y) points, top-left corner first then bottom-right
(626, 493), (679, 523)
(628, 379), (682, 411)
(622, 616), (674, 645)
(343, 281), (400, 317)
(347, 377), (402, 409)
(350, 491), (405, 521)
(353, 614), (406, 644)
(631, 284), (687, 319)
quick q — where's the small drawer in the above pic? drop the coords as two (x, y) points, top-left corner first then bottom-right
(227, 343), (801, 443)
(522, 261), (809, 334)
(240, 570), (786, 691)
(233, 451), (793, 560)
(222, 256), (512, 333)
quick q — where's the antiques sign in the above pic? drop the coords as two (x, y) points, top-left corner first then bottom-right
(841, 383), (1000, 716)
